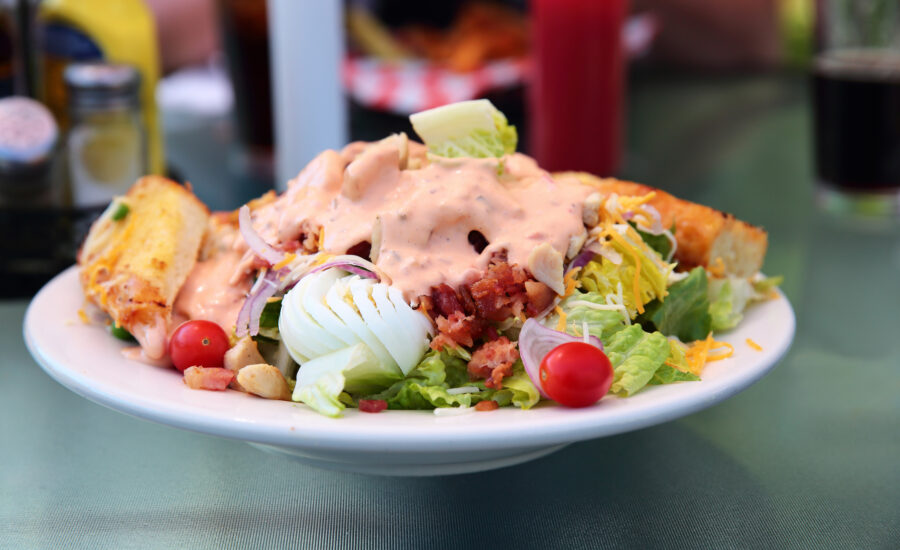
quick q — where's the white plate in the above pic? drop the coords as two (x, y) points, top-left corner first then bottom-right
(25, 267), (795, 476)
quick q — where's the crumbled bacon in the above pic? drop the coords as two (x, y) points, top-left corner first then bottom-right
(183, 367), (234, 391)
(468, 261), (529, 321)
(467, 336), (518, 389)
(432, 283), (465, 317)
(524, 280), (556, 316)
(427, 260), (553, 354)
(434, 311), (477, 348)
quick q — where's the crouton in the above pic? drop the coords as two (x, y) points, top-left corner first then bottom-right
(78, 176), (210, 359)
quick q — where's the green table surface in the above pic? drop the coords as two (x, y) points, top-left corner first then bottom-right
(3, 72), (899, 549)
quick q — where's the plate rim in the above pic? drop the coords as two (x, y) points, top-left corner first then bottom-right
(24, 266), (796, 454)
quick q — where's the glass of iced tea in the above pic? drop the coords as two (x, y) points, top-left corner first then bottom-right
(813, 0), (900, 216)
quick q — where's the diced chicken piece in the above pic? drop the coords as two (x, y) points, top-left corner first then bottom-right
(567, 230), (587, 259)
(527, 242), (565, 295)
(582, 192), (603, 227)
(223, 336), (266, 391)
(236, 363), (292, 400)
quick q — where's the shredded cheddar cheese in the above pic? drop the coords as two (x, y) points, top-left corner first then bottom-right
(554, 305), (568, 332)
(707, 257), (726, 278)
(601, 225), (645, 314)
(272, 253), (296, 271)
(746, 338), (763, 351)
(317, 228), (325, 250)
(617, 192), (656, 212)
(684, 333), (734, 375)
(77, 308), (90, 324)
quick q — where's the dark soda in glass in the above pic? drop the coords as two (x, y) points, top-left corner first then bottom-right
(813, 50), (900, 194)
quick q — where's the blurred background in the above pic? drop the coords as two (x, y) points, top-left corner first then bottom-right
(3, 0), (898, 298)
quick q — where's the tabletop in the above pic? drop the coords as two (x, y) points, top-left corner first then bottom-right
(3, 70), (899, 549)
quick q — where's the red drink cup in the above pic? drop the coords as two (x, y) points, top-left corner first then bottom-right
(529, 0), (627, 176)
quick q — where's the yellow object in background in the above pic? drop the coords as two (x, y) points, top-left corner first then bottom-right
(38, 0), (164, 175)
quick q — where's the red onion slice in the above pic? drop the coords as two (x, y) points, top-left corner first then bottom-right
(236, 269), (282, 337)
(306, 254), (389, 283)
(518, 318), (604, 399)
(566, 249), (596, 272)
(238, 205), (285, 266)
(308, 262), (378, 281)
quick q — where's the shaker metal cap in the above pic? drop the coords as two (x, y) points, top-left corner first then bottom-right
(64, 62), (141, 108)
(0, 96), (58, 166)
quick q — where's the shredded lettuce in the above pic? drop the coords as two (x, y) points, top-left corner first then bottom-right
(637, 267), (711, 342)
(604, 325), (671, 396)
(546, 291), (629, 342)
(409, 99), (517, 159)
(579, 243), (669, 319)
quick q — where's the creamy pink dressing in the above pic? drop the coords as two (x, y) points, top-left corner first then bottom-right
(250, 139), (593, 300)
(173, 249), (251, 331)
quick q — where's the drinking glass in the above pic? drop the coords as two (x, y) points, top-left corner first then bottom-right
(813, 0), (900, 216)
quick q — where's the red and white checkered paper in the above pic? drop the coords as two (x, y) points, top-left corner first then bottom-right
(343, 57), (530, 116)
(341, 15), (657, 116)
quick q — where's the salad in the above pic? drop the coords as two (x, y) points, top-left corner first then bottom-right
(79, 100), (780, 418)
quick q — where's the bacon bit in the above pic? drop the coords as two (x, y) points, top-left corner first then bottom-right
(467, 337), (518, 389)
(746, 338), (763, 351)
(77, 308), (90, 324)
(433, 311), (479, 348)
(707, 257), (726, 278)
(524, 280), (555, 316)
(183, 367), (234, 391)
(272, 253), (296, 271)
(468, 261), (528, 321)
(554, 305), (568, 332)
(359, 399), (388, 413)
(475, 400), (499, 411)
(432, 283), (465, 317)
(684, 334), (735, 375)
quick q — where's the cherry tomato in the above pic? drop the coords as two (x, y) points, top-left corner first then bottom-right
(168, 320), (230, 372)
(539, 342), (613, 408)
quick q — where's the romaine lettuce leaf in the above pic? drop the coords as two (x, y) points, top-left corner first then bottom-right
(637, 267), (711, 342)
(708, 274), (784, 332)
(477, 364), (540, 409)
(629, 221), (674, 260)
(604, 325), (671, 396)
(648, 340), (700, 385)
(409, 99), (517, 158)
(365, 351), (540, 410)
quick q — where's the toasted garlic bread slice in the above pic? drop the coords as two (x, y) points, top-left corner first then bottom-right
(79, 176), (210, 359)
(558, 172), (768, 277)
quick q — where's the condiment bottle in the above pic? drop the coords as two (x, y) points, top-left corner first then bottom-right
(38, 0), (163, 174)
(64, 62), (146, 211)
